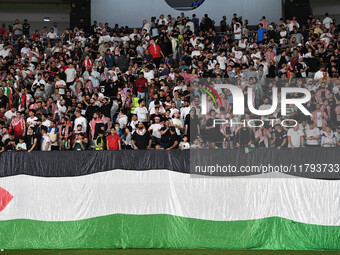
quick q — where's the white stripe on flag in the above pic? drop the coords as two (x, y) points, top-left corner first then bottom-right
(0, 171), (340, 225)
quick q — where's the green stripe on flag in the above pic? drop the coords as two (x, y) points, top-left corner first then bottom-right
(0, 215), (339, 250)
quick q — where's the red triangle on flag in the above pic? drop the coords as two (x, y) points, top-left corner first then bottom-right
(0, 187), (13, 212)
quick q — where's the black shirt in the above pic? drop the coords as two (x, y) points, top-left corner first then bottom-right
(60, 125), (70, 138)
(86, 105), (99, 120)
(5, 138), (16, 151)
(93, 122), (105, 140)
(235, 128), (255, 146)
(0, 95), (9, 108)
(34, 125), (43, 148)
(274, 130), (287, 147)
(205, 117), (223, 142)
(167, 133), (180, 149)
(132, 130), (151, 149)
(22, 23), (30, 36)
(26, 134), (38, 151)
(106, 82), (118, 98)
(150, 113), (163, 123)
(99, 82), (108, 95)
(100, 103), (112, 118)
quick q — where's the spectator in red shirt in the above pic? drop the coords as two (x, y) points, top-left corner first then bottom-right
(0, 24), (6, 37)
(32, 30), (40, 40)
(148, 40), (163, 67)
(135, 72), (148, 99)
(106, 127), (121, 150)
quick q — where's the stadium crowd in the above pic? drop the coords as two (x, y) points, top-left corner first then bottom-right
(0, 12), (339, 152)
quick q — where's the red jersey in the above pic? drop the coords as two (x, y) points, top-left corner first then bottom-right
(107, 133), (120, 150)
(135, 78), (148, 93)
(148, 44), (162, 58)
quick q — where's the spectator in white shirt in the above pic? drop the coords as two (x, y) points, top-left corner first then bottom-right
(73, 110), (87, 132)
(41, 126), (51, 151)
(322, 13), (333, 29)
(57, 99), (67, 118)
(41, 114), (51, 128)
(143, 66), (154, 84)
(287, 125), (304, 149)
(20, 43), (31, 58)
(234, 24), (242, 40)
(47, 28), (58, 40)
(148, 116), (163, 146)
(65, 64), (76, 86)
(179, 136), (190, 150)
(158, 14), (168, 25)
(142, 20), (151, 33)
(0, 44), (11, 58)
(133, 99), (148, 124)
(216, 51), (227, 71)
(321, 126), (337, 147)
(32, 73), (46, 91)
(4, 107), (16, 125)
(305, 122), (321, 146)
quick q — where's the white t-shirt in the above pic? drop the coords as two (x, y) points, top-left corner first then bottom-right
(134, 107), (148, 122)
(148, 100), (164, 111)
(314, 71), (325, 81)
(74, 116), (87, 131)
(158, 18), (168, 25)
(171, 118), (182, 135)
(47, 32), (57, 39)
(233, 50), (243, 61)
(287, 128), (304, 148)
(186, 21), (194, 33)
(322, 132), (336, 147)
(129, 33), (140, 41)
(4, 110), (16, 123)
(305, 127), (320, 146)
(149, 106), (166, 115)
(180, 106), (191, 123)
(55, 80), (66, 95)
(258, 104), (272, 119)
(234, 27), (242, 40)
(323, 17), (333, 29)
(27, 116), (38, 128)
(144, 70), (154, 84)
(191, 50), (200, 58)
(42, 119), (51, 128)
(149, 123), (163, 139)
(179, 141), (190, 149)
(65, 68), (76, 83)
(0, 48), (11, 58)
(41, 134), (51, 151)
(57, 101), (67, 118)
(117, 115), (128, 129)
(142, 23), (151, 33)
(216, 55), (227, 70)
(121, 36), (130, 45)
(20, 47), (30, 56)
(315, 111), (323, 127)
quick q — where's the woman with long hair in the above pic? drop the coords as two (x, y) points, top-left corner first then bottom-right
(185, 107), (200, 142)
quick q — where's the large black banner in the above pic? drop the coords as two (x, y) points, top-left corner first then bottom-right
(0, 148), (339, 179)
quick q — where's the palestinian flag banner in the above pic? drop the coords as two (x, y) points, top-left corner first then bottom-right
(2, 86), (12, 109)
(18, 94), (27, 112)
(1, 149), (340, 250)
(70, 79), (82, 97)
(8, 77), (16, 84)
